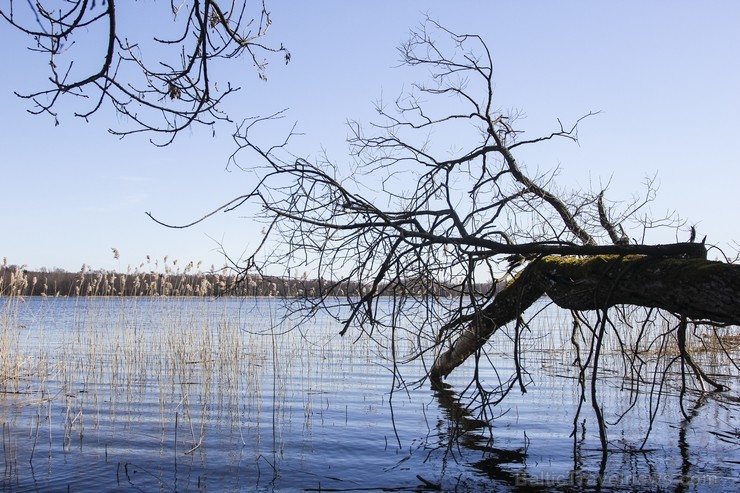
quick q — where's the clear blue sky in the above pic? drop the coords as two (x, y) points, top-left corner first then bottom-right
(1, 2), (739, 273)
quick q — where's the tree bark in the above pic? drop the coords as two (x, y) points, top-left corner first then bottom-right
(430, 255), (740, 381)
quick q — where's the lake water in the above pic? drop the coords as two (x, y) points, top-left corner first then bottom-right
(0, 296), (738, 492)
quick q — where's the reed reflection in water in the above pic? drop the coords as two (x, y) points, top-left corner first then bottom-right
(0, 296), (738, 492)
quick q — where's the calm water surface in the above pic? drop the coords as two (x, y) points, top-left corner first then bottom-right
(0, 297), (738, 492)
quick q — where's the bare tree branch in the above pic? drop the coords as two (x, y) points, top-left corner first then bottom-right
(1, 0), (289, 144)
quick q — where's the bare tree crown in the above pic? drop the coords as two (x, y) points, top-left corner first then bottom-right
(146, 21), (740, 459)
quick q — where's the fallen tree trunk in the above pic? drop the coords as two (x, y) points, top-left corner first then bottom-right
(430, 255), (740, 381)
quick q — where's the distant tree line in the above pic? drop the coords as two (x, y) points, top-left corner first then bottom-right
(0, 263), (476, 299)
